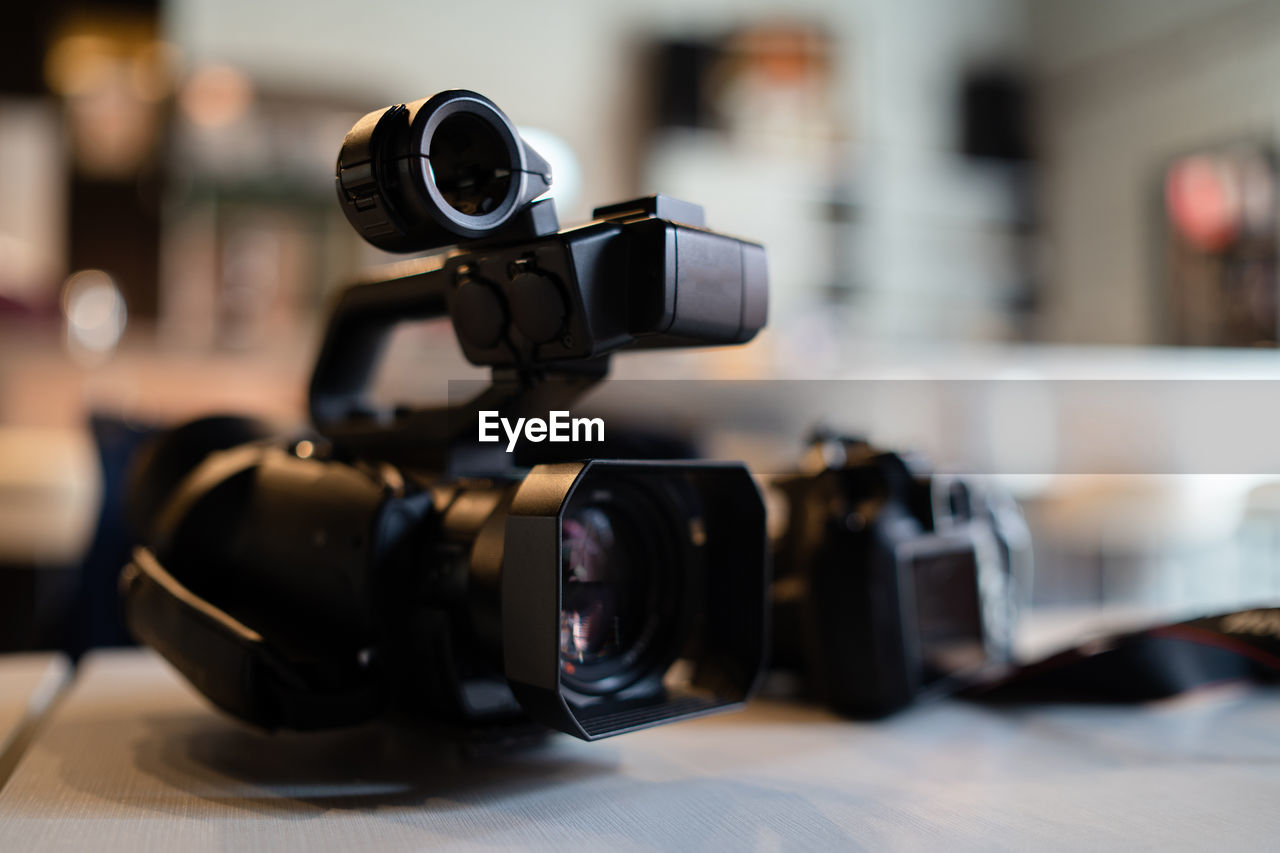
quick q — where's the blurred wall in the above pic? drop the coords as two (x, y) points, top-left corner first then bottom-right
(1031, 0), (1280, 344)
(164, 0), (1029, 345)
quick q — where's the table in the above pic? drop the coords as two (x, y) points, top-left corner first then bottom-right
(0, 654), (68, 783)
(0, 648), (1277, 851)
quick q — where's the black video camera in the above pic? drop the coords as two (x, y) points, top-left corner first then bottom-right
(121, 90), (769, 741)
(770, 434), (1030, 718)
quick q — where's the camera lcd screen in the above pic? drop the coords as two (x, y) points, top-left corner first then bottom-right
(908, 545), (986, 683)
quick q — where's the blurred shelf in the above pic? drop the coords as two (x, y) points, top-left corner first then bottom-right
(0, 322), (312, 430)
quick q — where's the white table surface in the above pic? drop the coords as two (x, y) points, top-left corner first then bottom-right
(0, 654), (68, 782)
(0, 648), (1277, 852)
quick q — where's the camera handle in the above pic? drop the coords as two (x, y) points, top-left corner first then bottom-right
(308, 252), (608, 469)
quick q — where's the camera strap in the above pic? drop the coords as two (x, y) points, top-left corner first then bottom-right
(969, 608), (1280, 703)
(120, 547), (386, 730)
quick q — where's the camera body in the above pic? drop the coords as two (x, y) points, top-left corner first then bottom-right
(125, 441), (765, 739)
(121, 89), (771, 742)
(771, 435), (1030, 718)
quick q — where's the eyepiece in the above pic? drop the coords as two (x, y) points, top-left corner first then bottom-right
(336, 90), (551, 253)
(428, 112), (514, 217)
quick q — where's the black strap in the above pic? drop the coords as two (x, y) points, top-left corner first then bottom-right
(970, 608), (1280, 703)
(120, 547), (386, 730)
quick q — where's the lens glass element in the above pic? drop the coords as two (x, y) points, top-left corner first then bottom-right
(427, 113), (513, 217)
(560, 504), (647, 670)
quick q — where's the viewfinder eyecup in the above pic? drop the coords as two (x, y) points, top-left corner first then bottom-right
(336, 89), (552, 253)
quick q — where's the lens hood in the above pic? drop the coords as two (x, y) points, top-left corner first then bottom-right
(498, 460), (768, 740)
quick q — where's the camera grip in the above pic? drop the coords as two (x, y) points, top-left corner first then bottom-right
(308, 262), (452, 430)
(121, 547), (385, 730)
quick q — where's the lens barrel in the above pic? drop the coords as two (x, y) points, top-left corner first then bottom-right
(335, 90), (552, 253)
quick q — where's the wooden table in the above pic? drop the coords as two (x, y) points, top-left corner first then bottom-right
(0, 649), (1277, 851)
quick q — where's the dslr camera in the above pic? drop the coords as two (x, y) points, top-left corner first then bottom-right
(121, 90), (769, 741)
(770, 434), (1031, 718)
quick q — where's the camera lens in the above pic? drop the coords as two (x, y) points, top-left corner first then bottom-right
(428, 113), (514, 217)
(502, 461), (767, 740)
(560, 505), (644, 665)
(558, 485), (668, 693)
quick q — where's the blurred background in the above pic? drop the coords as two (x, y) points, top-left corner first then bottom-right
(5, 0), (1280, 657)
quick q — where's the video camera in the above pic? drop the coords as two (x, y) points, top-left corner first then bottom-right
(121, 90), (769, 741)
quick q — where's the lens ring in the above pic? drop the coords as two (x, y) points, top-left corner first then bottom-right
(415, 94), (525, 233)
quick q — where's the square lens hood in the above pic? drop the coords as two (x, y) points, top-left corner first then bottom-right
(500, 460), (767, 740)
